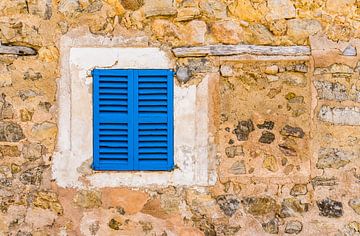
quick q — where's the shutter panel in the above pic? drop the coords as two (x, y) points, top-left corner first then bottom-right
(92, 69), (134, 170)
(134, 69), (174, 171)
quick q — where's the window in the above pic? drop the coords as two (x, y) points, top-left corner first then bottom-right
(92, 69), (174, 171)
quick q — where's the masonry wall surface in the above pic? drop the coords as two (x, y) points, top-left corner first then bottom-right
(1, 0), (360, 235)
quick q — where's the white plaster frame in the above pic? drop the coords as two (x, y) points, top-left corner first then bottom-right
(53, 29), (216, 188)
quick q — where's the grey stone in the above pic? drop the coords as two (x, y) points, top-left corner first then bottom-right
(188, 58), (217, 74)
(19, 90), (38, 101)
(262, 217), (279, 234)
(317, 198), (343, 218)
(281, 72), (307, 87)
(285, 220), (303, 234)
(319, 106), (360, 126)
(176, 67), (190, 83)
(259, 131), (275, 144)
(229, 160), (246, 175)
(343, 45), (357, 56)
(314, 80), (348, 101)
(85, 0), (103, 13)
(257, 121), (274, 130)
(220, 65), (233, 77)
(286, 64), (308, 73)
(311, 176), (338, 187)
(234, 119), (255, 141)
(20, 166), (47, 186)
(225, 145), (244, 158)
(280, 125), (305, 138)
(216, 195), (240, 217)
(0, 122), (25, 142)
(316, 148), (354, 169)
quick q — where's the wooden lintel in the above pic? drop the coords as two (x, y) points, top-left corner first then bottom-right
(0, 44), (37, 56)
(172, 45), (311, 58)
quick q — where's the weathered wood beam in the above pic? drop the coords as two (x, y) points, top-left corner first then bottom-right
(172, 45), (311, 57)
(0, 44), (37, 56)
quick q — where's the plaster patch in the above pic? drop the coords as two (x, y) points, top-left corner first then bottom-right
(54, 31), (216, 188)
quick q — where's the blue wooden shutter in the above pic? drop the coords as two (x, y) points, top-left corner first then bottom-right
(133, 69), (174, 171)
(92, 69), (134, 170)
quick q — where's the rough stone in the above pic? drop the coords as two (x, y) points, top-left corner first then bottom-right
(259, 131), (275, 144)
(144, 0), (176, 17)
(314, 64), (354, 75)
(343, 45), (357, 56)
(121, 0), (143, 10)
(349, 198), (360, 215)
(311, 176), (338, 187)
(211, 20), (243, 44)
(317, 198), (343, 218)
(242, 197), (278, 216)
(108, 218), (122, 230)
(316, 148), (354, 169)
(73, 190), (102, 208)
(229, 160), (246, 175)
(287, 19), (322, 44)
(225, 145), (244, 158)
(281, 72), (307, 87)
(280, 198), (309, 217)
(22, 142), (44, 160)
(176, 66), (190, 83)
(0, 145), (20, 157)
(265, 65), (279, 75)
(58, 0), (81, 17)
(262, 217), (279, 234)
(199, 0), (227, 20)
(246, 24), (275, 45)
(0, 122), (25, 142)
(220, 65), (234, 77)
(314, 80), (348, 101)
(19, 90), (38, 101)
(267, 0), (296, 20)
(263, 155), (278, 172)
(20, 109), (34, 122)
(31, 122), (57, 140)
(228, 0), (264, 22)
(285, 220), (303, 234)
(319, 106), (360, 126)
(280, 125), (305, 138)
(234, 119), (255, 141)
(181, 20), (207, 45)
(290, 184), (307, 196)
(326, 0), (355, 14)
(33, 191), (63, 215)
(216, 195), (240, 217)
(20, 166), (47, 186)
(257, 121), (274, 130)
(176, 3), (200, 22)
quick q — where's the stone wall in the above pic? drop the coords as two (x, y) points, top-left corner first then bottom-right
(1, 0), (360, 235)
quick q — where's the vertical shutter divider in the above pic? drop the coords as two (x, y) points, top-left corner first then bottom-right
(92, 70), (100, 170)
(133, 69), (139, 170)
(167, 70), (174, 170)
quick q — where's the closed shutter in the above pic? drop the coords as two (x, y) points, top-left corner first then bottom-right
(134, 70), (174, 170)
(92, 69), (134, 170)
(92, 69), (173, 171)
